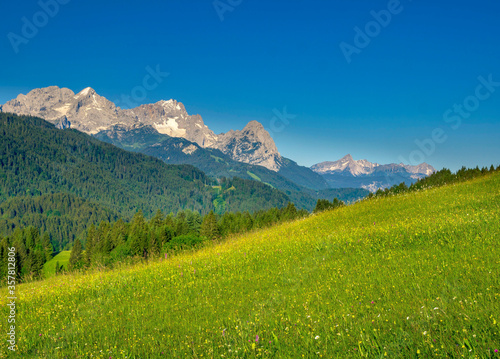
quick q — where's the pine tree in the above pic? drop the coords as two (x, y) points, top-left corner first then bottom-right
(129, 231), (143, 256)
(201, 211), (220, 240)
(242, 211), (253, 231)
(41, 232), (53, 261)
(32, 250), (45, 277)
(175, 211), (189, 237)
(111, 219), (127, 247)
(186, 210), (202, 235)
(157, 226), (173, 247)
(148, 232), (161, 257)
(85, 224), (96, 266)
(150, 209), (164, 230)
(68, 238), (84, 270)
(129, 211), (149, 257)
(283, 202), (298, 220)
(103, 232), (113, 256)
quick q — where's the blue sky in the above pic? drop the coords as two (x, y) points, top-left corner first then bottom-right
(1, 0), (499, 171)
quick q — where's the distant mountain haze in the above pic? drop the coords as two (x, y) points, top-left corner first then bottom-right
(311, 154), (435, 191)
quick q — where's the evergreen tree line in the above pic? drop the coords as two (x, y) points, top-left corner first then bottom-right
(68, 203), (310, 270)
(368, 164), (500, 198)
(313, 198), (345, 213)
(0, 193), (118, 251)
(0, 226), (53, 283)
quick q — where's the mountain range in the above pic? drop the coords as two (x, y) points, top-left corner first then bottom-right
(1, 86), (435, 193)
(311, 154), (435, 192)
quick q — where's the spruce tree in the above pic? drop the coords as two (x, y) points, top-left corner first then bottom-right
(148, 232), (161, 257)
(41, 232), (53, 261)
(68, 238), (84, 270)
(201, 211), (219, 240)
(85, 224), (96, 266)
(150, 209), (164, 230)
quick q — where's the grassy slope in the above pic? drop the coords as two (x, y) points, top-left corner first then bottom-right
(42, 251), (71, 279)
(2, 173), (500, 358)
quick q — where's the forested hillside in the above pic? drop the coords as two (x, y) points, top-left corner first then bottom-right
(0, 193), (118, 251)
(0, 113), (291, 218)
(95, 125), (368, 209)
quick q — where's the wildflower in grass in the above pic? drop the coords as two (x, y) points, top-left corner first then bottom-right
(255, 335), (259, 343)
(315, 336), (320, 340)
(495, 349), (498, 353)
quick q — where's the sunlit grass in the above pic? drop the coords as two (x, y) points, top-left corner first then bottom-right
(42, 251), (71, 279)
(1, 173), (499, 358)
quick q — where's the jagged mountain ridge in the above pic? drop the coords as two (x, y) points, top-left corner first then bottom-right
(1, 86), (328, 190)
(2, 86), (434, 193)
(311, 154), (435, 191)
(1, 87), (277, 167)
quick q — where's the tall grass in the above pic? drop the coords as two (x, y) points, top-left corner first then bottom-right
(1, 173), (499, 358)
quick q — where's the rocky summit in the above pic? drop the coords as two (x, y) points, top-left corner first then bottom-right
(1, 86), (435, 191)
(1, 86), (284, 172)
(311, 154), (435, 191)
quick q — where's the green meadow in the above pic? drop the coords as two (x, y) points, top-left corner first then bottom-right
(1, 173), (499, 358)
(42, 251), (71, 279)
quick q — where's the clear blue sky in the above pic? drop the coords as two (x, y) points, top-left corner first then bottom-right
(1, 0), (499, 171)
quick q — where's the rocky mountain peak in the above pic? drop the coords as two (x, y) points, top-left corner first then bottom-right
(243, 120), (264, 131)
(157, 99), (185, 112)
(2, 86), (283, 171)
(76, 87), (95, 96)
(214, 120), (282, 171)
(311, 154), (378, 176)
(123, 99), (217, 147)
(311, 155), (436, 191)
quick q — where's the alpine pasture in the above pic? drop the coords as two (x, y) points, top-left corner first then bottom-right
(1, 173), (499, 358)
